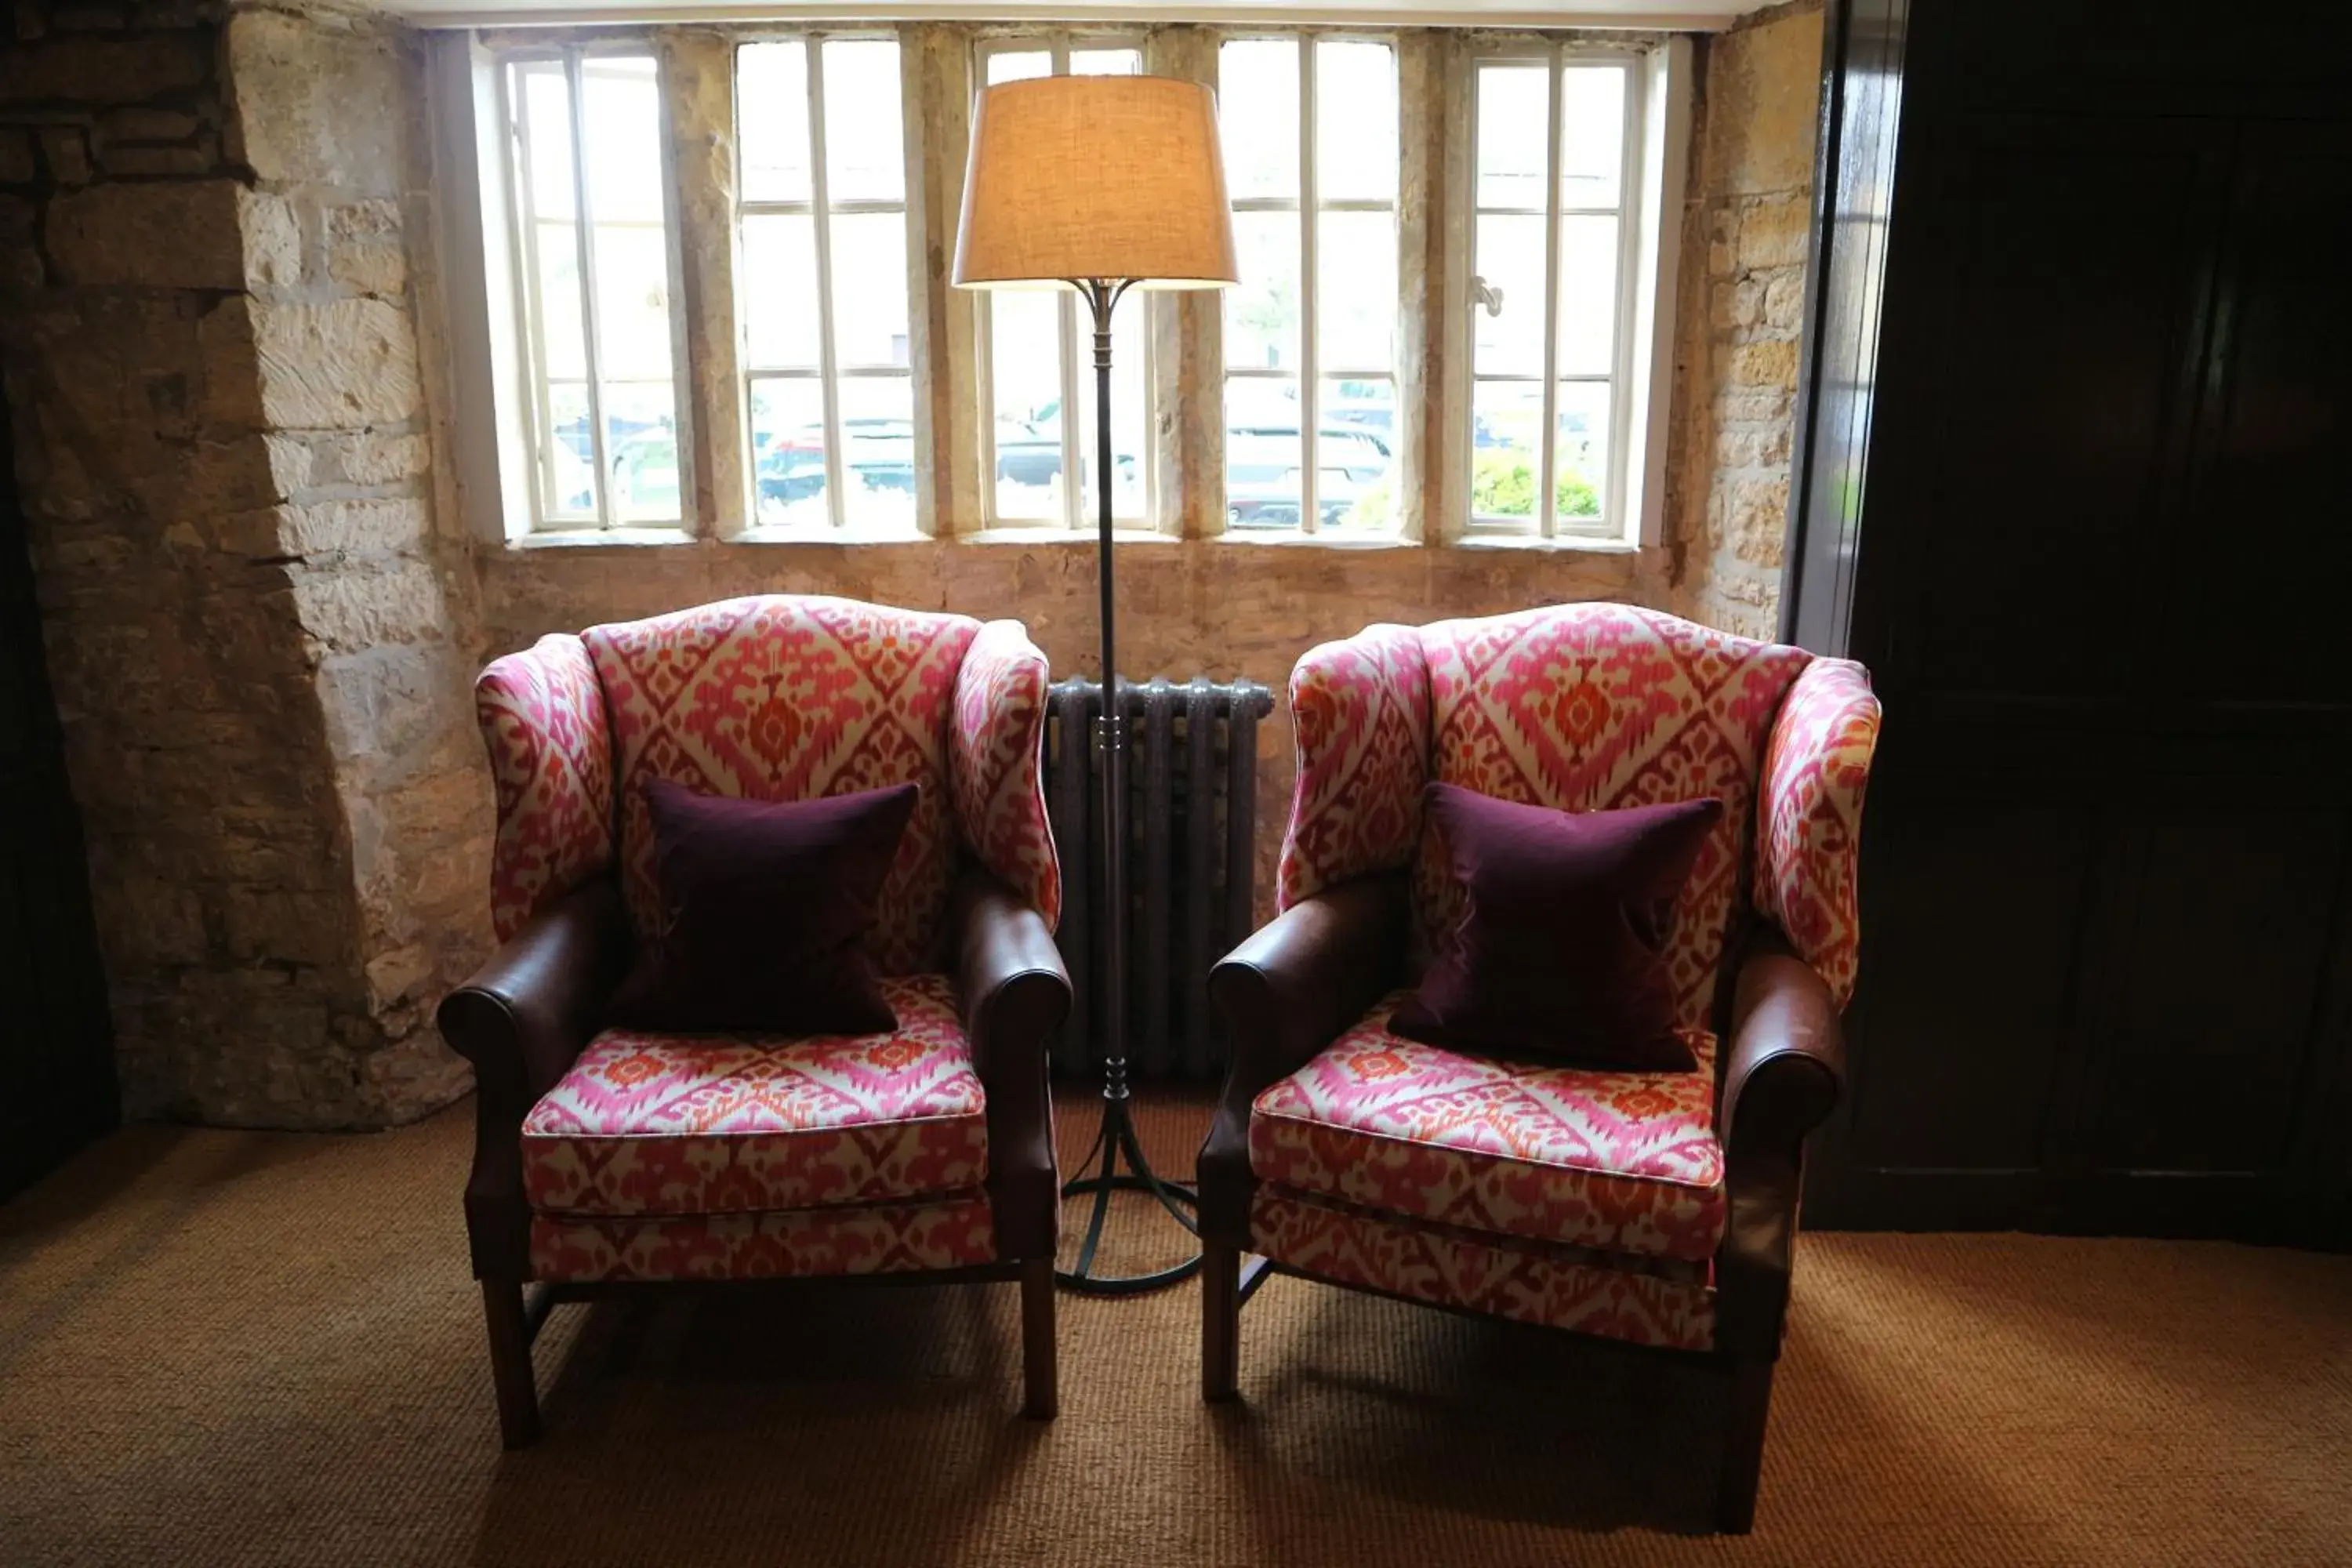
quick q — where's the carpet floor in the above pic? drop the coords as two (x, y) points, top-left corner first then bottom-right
(2, 1091), (2347, 1568)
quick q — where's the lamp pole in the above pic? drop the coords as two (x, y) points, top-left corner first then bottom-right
(1055, 277), (1201, 1294)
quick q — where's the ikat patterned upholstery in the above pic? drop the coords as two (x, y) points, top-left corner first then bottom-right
(1250, 991), (1726, 1263)
(949, 619), (1062, 928)
(477, 633), (615, 942)
(1755, 656), (1879, 1007)
(531, 1195), (998, 1283)
(1276, 603), (1878, 1027)
(1248, 1188), (1716, 1352)
(521, 975), (985, 1218)
(579, 595), (985, 976)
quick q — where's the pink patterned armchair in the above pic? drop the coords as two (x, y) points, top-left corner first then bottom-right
(437, 595), (1069, 1446)
(1198, 603), (1878, 1532)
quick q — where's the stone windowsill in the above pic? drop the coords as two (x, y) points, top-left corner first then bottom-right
(504, 523), (1646, 556)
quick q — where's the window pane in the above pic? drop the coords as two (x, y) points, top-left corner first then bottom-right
(822, 40), (903, 204)
(1472, 212), (1547, 378)
(989, 289), (1064, 519)
(840, 376), (916, 528)
(1559, 65), (1625, 210)
(1227, 210), (1301, 373)
(1320, 378), (1395, 531)
(985, 49), (1051, 85)
(1318, 209), (1394, 372)
(1557, 214), (1619, 377)
(1475, 64), (1548, 211)
(738, 42), (811, 204)
(580, 58), (664, 223)
(533, 223), (586, 379)
(590, 223), (673, 381)
(546, 380), (595, 519)
(1075, 295), (1148, 521)
(1219, 39), (1299, 201)
(750, 376), (828, 527)
(1316, 42), (1396, 203)
(1554, 381), (1610, 525)
(604, 381), (679, 523)
(830, 212), (909, 369)
(740, 213), (822, 369)
(518, 64), (575, 221)
(1471, 381), (1544, 525)
(1225, 379), (1302, 530)
(1071, 47), (1140, 75)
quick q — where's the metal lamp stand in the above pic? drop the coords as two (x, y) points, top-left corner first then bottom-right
(1055, 278), (1202, 1296)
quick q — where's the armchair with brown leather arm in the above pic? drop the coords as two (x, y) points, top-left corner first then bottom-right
(1196, 604), (1880, 1534)
(437, 597), (1071, 1447)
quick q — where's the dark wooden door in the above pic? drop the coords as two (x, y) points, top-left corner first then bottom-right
(0, 415), (118, 1200)
(1795, 0), (2352, 1243)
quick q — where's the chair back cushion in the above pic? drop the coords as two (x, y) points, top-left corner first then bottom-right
(1276, 622), (1432, 906)
(582, 595), (982, 975)
(1419, 604), (1812, 1029)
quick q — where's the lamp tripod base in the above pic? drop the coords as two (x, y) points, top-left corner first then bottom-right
(1055, 1076), (1202, 1295)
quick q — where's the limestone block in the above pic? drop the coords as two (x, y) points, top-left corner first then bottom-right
(329, 430), (429, 486)
(1702, 6), (1824, 198)
(38, 125), (90, 185)
(195, 295), (267, 432)
(327, 238), (405, 299)
(253, 297), (422, 430)
(0, 127), (33, 183)
(291, 556), (447, 653)
(96, 143), (211, 177)
(47, 180), (245, 289)
(99, 105), (200, 143)
(1730, 339), (1798, 390)
(1736, 194), (1810, 271)
(1712, 278), (1762, 329)
(225, 8), (407, 191)
(278, 495), (428, 557)
(0, 190), (39, 286)
(1725, 475), (1790, 563)
(0, 33), (208, 101)
(1762, 267), (1807, 328)
(239, 187), (302, 290)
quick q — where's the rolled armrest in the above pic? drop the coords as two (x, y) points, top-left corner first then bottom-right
(436, 876), (631, 1280)
(1715, 931), (1846, 1359)
(1197, 872), (1410, 1246)
(437, 876), (633, 1105)
(951, 869), (1072, 1263)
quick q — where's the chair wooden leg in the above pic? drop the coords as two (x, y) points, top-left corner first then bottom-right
(481, 1279), (541, 1450)
(1716, 1358), (1776, 1534)
(1201, 1242), (1240, 1403)
(1020, 1258), (1058, 1420)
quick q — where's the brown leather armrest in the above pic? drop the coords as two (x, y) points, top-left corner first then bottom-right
(1715, 930), (1846, 1359)
(1197, 872), (1410, 1247)
(434, 877), (632, 1280)
(951, 869), (1073, 1263)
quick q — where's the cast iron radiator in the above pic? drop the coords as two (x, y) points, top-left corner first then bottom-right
(1041, 677), (1276, 1082)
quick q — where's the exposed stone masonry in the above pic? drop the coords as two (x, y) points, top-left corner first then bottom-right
(2, 2), (1820, 1129)
(3, 0), (488, 1127)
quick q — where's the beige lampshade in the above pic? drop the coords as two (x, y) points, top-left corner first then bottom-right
(953, 74), (1240, 290)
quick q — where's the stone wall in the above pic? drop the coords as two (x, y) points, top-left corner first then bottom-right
(1667, 0), (1824, 638)
(2, 0), (488, 1128)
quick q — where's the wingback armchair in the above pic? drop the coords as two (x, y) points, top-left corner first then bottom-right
(437, 594), (1070, 1446)
(1198, 604), (1879, 1532)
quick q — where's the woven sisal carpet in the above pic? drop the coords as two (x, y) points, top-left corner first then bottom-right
(2, 1091), (2347, 1567)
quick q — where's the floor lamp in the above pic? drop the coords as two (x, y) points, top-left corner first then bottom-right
(953, 75), (1239, 1294)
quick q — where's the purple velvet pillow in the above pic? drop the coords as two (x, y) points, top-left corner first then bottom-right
(612, 779), (917, 1036)
(1390, 784), (1724, 1072)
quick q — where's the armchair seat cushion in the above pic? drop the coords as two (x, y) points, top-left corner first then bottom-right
(1249, 991), (1727, 1262)
(521, 974), (988, 1218)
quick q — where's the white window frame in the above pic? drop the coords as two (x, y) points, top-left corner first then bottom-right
(971, 31), (1158, 532)
(1220, 32), (1401, 538)
(496, 45), (692, 534)
(735, 31), (916, 535)
(1463, 43), (1648, 543)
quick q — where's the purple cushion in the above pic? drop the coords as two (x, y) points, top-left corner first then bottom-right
(1391, 785), (1723, 1071)
(612, 779), (918, 1036)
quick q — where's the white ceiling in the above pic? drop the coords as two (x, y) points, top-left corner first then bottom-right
(390, 0), (1762, 31)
